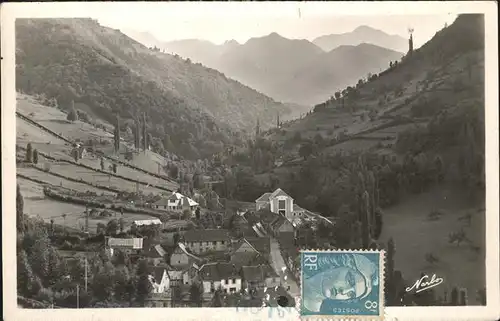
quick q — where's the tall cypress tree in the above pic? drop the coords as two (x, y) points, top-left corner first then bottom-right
(142, 112), (147, 152)
(114, 114), (121, 154)
(134, 118), (140, 150)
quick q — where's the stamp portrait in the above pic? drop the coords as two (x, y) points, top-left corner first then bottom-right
(301, 250), (384, 319)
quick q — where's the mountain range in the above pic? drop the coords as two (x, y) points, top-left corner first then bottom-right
(125, 26), (406, 105)
(15, 18), (294, 159)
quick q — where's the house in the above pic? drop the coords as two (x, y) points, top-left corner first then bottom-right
(183, 229), (230, 254)
(230, 237), (271, 268)
(153, 192), (199, 213)
(143, 244), (167, 266)
(170, 243), (202, 268)
(105, 237), (143, 256)
(198, 262), (242, 294)
(241, 265), (280, 290)
(149, 267), (170, 294)
(134, 219), (162, 227)
(269, 215), (295, 241)
(256, 188), (316, 225)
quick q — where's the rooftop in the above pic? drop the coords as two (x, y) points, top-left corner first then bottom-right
(134, 219), (162, 226)
(199, 262), (240, 281)
(183, 229), (230, 243)
(241, 265), (278, 282)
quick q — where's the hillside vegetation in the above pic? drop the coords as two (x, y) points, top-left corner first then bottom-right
(16, 18), (291, 159)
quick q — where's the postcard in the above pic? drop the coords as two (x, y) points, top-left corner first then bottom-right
(2, 1), (499, 321)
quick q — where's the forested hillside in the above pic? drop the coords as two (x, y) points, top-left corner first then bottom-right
(16, 18), (290, 159)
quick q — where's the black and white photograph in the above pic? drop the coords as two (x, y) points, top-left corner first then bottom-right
(2, 2), (499, 320)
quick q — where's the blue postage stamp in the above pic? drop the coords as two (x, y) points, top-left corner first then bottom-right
(300, 250), (384, 319)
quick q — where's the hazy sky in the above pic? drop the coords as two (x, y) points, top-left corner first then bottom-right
(6, 2), (465, 48)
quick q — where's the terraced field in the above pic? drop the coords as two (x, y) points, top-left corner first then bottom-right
(17, 166), (117, 196)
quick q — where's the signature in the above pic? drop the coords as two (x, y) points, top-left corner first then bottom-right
(405, 274), (444, 293)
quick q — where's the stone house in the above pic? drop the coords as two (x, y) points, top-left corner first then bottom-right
(182, 229), (230, 254)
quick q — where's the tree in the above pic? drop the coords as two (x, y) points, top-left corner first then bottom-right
(212, 289), (223, 307)
(334, 92), (341, 100)
(163, 134), (173, 151)
(112, 163), (117, 174)
(189, 282), (203, 307)
(135, 259), (152, 306)
(67, 101), (78, 122)
(72, 148), (79, 162)
(106, 219), (119, 235)
(17, 184), (25, 233)
(195, 207), (201, 220)
(299, 143), (314, 160)
(26, 143), (33, 163)
(33, 149), (39, 164)
(17, 249), (35, 296)
(450, 287), (459, 305)
(114, 114), (121, 154)
(119, 218), (125, 233)
(373, 208), (383, 240)
(100, 158), (105, 170)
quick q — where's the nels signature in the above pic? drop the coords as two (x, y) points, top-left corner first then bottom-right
(405, 274), (444, 293)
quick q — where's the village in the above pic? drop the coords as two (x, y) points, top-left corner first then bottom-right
(81, 186), (334, 308)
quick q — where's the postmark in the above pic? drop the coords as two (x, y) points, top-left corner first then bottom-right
(300, 250), (385, 320)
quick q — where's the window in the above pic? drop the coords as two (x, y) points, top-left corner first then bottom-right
(212, 241), (216, 245)
(225, 279), (229, 284)
(221, 241), (225, 245)
(278, 200), (286, 209)
(233, 278), (236, 284)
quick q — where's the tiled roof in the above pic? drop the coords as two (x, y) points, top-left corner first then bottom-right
(260, 210), (280, 225)
(270, 188), (292, 199)
(241, 265), (278, 282)
(183, 229), (230, 242)
(239, 237), (270, 255)
(255, 192), (272, 203)
(199, 262), (239, 281)
(270, 215), (287, 230)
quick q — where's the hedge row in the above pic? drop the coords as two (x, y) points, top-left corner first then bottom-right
(29, 163), (120, 194)
(42, 186), (168, 218)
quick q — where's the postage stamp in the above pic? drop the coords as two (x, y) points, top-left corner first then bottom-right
(300, 250), (385, 319)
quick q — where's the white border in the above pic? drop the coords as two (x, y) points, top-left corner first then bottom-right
(1, 2), (499, 321)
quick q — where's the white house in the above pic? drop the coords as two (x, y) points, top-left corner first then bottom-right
(170, 243), (202, 268)
(255, 188), (314, 224)
(153, 192), (199, 213)
(199, 262), (242, 294)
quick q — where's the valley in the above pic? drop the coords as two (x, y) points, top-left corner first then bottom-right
(14, 13), (487, 309)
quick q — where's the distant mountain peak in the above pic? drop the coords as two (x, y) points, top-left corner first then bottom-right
(353, 25), (381, 33)
(224, 39), (240, 46)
